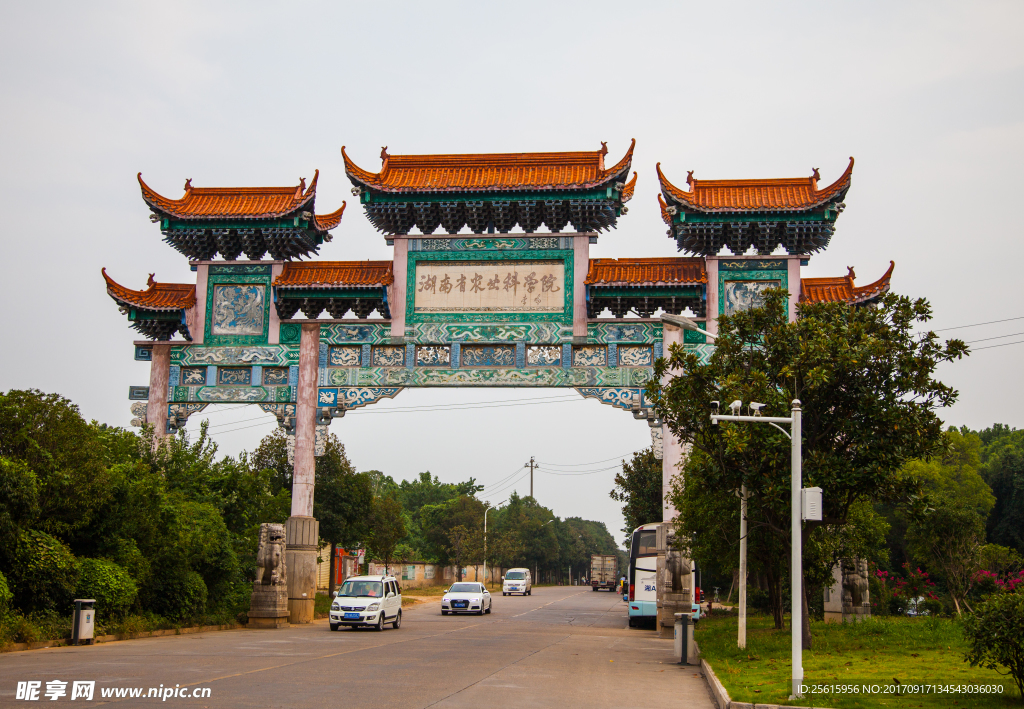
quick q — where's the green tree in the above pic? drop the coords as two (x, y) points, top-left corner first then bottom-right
(980, 427), (1024, 555)
(907, 498), (987, 614)
(651, 289), (966, 644)
(365, 495), (407, 576)
(313, 434), (373, 594)
(610, 447), (662, 546)
(445, 525), (482, 580)
(962, 589), (1024, 698)
(0, 390), (114, 538)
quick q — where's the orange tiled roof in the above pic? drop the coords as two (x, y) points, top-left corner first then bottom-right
(313, 202), (346, 231)
(658, 158), (854, 213)
(102, 268), (196, 310)
(585, 258), (707, 286)
(274, 261), (395, 288)
(801, 261), (894, 305)
(138, 170), (342, 226)
(343, 140), (635, 193)
(621, 172), (638, 203)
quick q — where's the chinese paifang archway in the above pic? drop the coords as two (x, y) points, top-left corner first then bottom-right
(104, 143), (893, 622)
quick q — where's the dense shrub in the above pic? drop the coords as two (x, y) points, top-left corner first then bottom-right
(8, 530), (79, 613)
(0, 570), (12, 616)
(76, 558), (138, 619)
(149, 570), (207, 622)
(962, 589), (1024, 698)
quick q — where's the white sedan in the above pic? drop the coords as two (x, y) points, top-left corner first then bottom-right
(441, 582), (492, 615)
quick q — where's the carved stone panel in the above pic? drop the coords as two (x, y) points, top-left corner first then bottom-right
(526, 345), (561, 366)
(180, 367), (207, 385)
(572, 345), (607, 367)
(371, 346), (405, 367)
(261, 367), (289, 386)
(618, 345), (653, 366)
(212, 284), (266, 335)
(218, 367), (251, 386)
(329, 346), (362, 367)
(413, 260), (564, 314)
(461, 344), (516, 367)
(416, 345), (451, 367)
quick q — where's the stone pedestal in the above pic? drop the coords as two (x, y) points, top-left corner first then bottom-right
(248, 586), (289, 628)
(247, 522), (289, 629)
(286, 516), (319, 624)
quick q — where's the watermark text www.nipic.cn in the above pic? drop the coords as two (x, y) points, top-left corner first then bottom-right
(15, 681), (213, 701)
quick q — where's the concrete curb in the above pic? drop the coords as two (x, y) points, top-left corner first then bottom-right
(700, 657), (835, 709)
(1, 623), (244, 653)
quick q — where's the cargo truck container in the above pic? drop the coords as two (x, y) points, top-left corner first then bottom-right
(590, 554), (618, 591)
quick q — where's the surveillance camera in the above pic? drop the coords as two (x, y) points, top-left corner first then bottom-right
(749, 402), (765, 416)
(729, 400), (742, 414)
(710, 400), (720, 409)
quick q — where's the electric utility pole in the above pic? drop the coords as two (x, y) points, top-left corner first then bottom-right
(524, 456), (536, 498)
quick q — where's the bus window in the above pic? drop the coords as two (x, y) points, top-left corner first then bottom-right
(636, 530), (657, 556)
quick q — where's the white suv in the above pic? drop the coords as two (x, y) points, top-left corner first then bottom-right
(329, 575), (402, 631)
(502, 568), (532, 596)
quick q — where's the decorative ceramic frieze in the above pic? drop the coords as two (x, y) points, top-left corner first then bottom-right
(329, 346), (362, 367)
(315, 387), (403, 410)
(262, 367), (289, 386)
(460, 344), (516, 367)
(372, 345), (405, 367)
(416, 346), (451, 367)
(618, 345), (653, 366)
(196, 387), (268, 402)
(218, 367), (251, 386)
(586, 322), (663, 344)
(572, 345), (607, 367)
(526, 345), (562, 366)
(319, 323), (392, 345)
(172, 345), (291, 366)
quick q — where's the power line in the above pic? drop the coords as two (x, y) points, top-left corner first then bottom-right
(964, 331), (1024, 345)
(483, 469), (531, 496)
(972, 339), (1024, 352)
(537, 464), (622, 476)
(482, 464), (532, 490)
(929, 315), (1024, 331)
(537, 452), (634, 468)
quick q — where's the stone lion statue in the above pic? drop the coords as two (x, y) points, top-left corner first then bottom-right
(256, 523), (287, 587)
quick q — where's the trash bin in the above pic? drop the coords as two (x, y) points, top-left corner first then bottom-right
(72, 599), (96, 646)
(674, 612), (696, 665)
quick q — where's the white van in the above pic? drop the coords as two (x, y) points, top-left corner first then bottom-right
(329, 575), (402, 631)
(502, 568), (532, 596)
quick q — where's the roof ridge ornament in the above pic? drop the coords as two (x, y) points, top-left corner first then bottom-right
(183, 178), (192, 192)
(686, 170), (694, 189)
(147, 273), (157, 288)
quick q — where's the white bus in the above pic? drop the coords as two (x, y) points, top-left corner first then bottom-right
(625, 523), (702, 628)
(626, 523), (659, 627)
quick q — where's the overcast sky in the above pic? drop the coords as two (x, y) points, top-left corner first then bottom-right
(2, 1), (1022, 547)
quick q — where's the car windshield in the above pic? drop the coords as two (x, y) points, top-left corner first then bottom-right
(337, 580), (383, 598)
(505, 572), (525, 580)
(449, 583), (481, 593)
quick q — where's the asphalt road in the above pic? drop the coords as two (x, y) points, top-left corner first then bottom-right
(0, 586), (715, 708)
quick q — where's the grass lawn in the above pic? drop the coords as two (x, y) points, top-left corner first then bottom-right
(696, 611), (1021, 708)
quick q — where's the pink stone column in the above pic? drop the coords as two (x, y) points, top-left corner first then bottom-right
(573, 234), (590, 338)
(660, 322), (686, 521)
(787, 256), (802, 323)
(705, 257), (719, 335)
(268, 262), (284, 344)
(148, 343), (171, 448)
(390, 238), (407, 339)
(291, 323), (319, 517)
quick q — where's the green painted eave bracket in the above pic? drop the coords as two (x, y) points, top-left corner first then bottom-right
(589, 286), (703, 298)
(673, 210), (836, 225)
(128, 308), (182, 322)
(161, 217), (318, 232)
(362, 189), (618, 205)
(277, 288), (384, 300)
